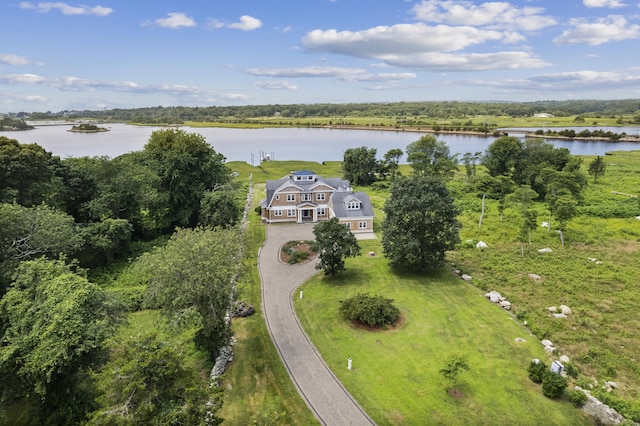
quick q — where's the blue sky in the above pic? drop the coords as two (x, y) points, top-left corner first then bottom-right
(1, 0), (640, 113)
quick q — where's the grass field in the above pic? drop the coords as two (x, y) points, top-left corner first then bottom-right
(185, 113), (637, 131)
(294, 239), (590, 425)
(224, 151), (640, 424)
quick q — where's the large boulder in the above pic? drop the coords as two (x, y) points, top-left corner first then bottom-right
(538, 247), (553, 254)
(476, 241), (488, 249)
(560, 305), (572, 315)
(485, 291), (501, 303)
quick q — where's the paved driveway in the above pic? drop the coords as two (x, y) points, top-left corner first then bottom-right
(259, 223), (375, 426)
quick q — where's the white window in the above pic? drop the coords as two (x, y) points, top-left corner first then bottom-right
(302, 193), (311, 202)
(287, 209), (296, 217)
(344, 222), (351, 229)
(358, 221), (367, 229)
(316, 193), (326, 201)
(275, 195), (280, 200)
(287, 194), (296, 202)
(347, 201), (360, 210)
(274, 209), (282, 216)
(318, 208), (326, 216)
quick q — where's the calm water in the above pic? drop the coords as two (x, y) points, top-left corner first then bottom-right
(4, 123), (640, 163)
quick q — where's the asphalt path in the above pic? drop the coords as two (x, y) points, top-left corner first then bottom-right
(259, 223), (375, 426)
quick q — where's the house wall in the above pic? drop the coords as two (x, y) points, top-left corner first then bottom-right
(339, 218), (374, 233)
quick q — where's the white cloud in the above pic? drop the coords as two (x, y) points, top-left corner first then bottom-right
(583, 0), (626, 8)
(554, 15), (640, 45)
(153, 12), (196, 29)
(0, 54), (38, 66)
(20, 2), (112, 16)
(412, 0), (556, 31)
(301, 23), (547, 71)
(246, 66), (417, 82)
(254, 80), (298, 90)
(303, 23), (514, 56)
(228, 15), (262, 31)
(208, 15), (262, 31)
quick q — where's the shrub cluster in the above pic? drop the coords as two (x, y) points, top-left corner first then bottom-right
(527, 360), (568, 399)
(339, 293), (400, 327)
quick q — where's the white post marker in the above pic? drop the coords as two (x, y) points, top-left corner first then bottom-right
(299, 290), (303, 299)
(348, 357), (352, 371)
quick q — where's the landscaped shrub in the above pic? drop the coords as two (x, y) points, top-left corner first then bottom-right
(568, 389), (588, 407)
(340, 293), (400, 327)
(528, 360), (547, 384)
(542, 371), (568, 399)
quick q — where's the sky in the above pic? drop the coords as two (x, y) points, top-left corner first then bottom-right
(1, 0), (640, 113)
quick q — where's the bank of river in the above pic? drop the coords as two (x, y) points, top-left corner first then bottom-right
(2, 123), (639, 162)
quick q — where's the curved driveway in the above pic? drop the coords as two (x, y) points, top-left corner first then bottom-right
(259, 223), (375, 426)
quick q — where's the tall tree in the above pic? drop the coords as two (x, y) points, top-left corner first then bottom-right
(405, 135), (458, 180)
(312, 217), (361, 278)
(588, 155), (607, 183)
(383, 148), (404, 180)
(0, 137), (63, 207)
(482, 136), (524, 178)
(342, 146), (377, 186)
(554, 195), (578, 248)
(382, 176), (460, 271)
(0, 203), (83, 294)
(508, 186), (539, 256)
(0, 258), (121, 424)
(143, 129), (230, 228)
(199, 185), (242, 229)
(138, 227), (243, 357)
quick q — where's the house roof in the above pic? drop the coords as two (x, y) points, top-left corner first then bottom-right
(331, 191), (374, 219)
(264, 174), (349, 207)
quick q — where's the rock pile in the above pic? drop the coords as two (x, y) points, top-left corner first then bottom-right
(231, 300), (255, 317)
(548, 304), (572, 319)
(484, 290), (512, 311)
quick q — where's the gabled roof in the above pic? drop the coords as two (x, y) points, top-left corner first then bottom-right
(331, 191), (374, 219)
(263, 173), (349, 207)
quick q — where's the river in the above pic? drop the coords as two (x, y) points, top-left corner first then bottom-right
(3, 123), (639, 163)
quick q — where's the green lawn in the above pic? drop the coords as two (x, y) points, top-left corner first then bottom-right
(294, 239), (590, 425)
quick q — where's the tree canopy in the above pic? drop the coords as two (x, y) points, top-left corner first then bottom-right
(312, 217), (361, 278)
(382, 176), (460, 271)
(405, 135), (458, 180)
(143, 129), (230, 229)
(0, 258), (121, 424)
(342, 146), (377, 186)
(138, 227), (243, 356)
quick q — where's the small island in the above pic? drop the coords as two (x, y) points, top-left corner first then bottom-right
(68, 123), (109, 133)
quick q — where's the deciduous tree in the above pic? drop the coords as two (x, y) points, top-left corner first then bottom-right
(406, 135), (458, 180)
(143, 129), (230, 228)
(342, 146), (377, 186)
(88, 333), (222, 425)
(312, 217), (361, 278)
(382, 176), (460, 271)
(588, 155), (607, 183)
(138, 227), (243, 357)
(0, 258), (121, 424)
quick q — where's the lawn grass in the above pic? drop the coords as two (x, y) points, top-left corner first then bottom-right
(294, 239), (589, 425)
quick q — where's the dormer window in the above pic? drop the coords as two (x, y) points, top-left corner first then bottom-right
(347, 201), (360, 210)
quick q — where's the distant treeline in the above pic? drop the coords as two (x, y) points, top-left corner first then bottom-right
(531, 128), (640, 140)
(10, 99), (640, 124)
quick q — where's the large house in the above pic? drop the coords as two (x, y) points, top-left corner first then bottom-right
(260, 170), (374, 233)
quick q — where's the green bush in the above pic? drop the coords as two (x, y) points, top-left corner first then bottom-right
(527, 360), (547, 384)
(564, 362), (579, 379)
(541, 372), (568, 399)
(568, 389), (588, 407)
(340, 293), (400, 327)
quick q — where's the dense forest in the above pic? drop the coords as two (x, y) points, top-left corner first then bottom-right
(9, 99), (640, 125)
(0, 129), (243, 424)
